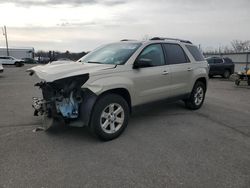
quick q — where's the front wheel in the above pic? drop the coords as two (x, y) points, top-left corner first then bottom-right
(185, 81), (206, 110)
(90, 94), (129, 141)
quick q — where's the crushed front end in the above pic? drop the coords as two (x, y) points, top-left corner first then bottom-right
(32, 74), (89, 129)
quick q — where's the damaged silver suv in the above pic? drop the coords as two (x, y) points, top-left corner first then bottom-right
(28, 37), (208, 141)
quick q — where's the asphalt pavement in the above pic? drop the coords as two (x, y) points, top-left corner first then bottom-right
(0, 65), (250, 188)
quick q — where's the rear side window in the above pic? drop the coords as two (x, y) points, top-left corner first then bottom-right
(163, 44), (189, 64)
(224, 58), (233, 64)
(186, 45), (205, 61)
(206, 58), (214, 64)
(214, 58), (223, 64)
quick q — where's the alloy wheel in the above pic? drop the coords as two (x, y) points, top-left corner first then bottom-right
(100, 103), (125, 134)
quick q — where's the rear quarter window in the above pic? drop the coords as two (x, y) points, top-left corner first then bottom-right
(186, 45), (205, 61)
(224, 58), (233, 64)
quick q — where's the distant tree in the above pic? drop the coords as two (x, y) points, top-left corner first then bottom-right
(231, 40), (250, 52)
(35, 50), (87, 61)
(222, 46), (233, 53)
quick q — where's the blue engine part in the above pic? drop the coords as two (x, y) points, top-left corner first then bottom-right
(56, 92), (79, 118)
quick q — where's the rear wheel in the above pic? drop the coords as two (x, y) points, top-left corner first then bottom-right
(15, 62), (21, 67)
(223, 70), (230, 79)
(90, 94), (129, 141)
(185, 81), (206, 110)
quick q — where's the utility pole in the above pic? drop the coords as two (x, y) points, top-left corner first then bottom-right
(2, 26), (9, 56)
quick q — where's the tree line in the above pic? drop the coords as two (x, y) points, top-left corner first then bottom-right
(35, 50), (88, 63)
(204, 40), (250, 54)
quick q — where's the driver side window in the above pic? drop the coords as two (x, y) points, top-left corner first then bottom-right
(137, 44), (165, 67)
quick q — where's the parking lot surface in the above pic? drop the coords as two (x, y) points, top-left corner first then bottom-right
(0, 65), (250, 188)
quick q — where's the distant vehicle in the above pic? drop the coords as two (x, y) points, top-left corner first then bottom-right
(206, 57), (235, 78)
(21, 58), (38, 64)
(0, 56), (24, 67)
(56, 58), (72, 61)
(35, 57), (50, 64)
(0, 63), (3, 73)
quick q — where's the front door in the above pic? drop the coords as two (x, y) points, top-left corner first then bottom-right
(131, 44), (172, 105)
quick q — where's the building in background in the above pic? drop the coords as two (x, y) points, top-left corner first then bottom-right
(0, 47), (34, 59)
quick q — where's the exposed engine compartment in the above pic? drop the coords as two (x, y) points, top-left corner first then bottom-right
(33, 74), (89, 120)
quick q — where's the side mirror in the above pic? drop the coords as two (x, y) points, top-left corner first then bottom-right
(133, 58), (152, 69)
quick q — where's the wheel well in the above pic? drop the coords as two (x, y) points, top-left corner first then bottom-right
(225, 68), (231, 73)
(99, 88), (132, 112)
(196, 77), (207, 91)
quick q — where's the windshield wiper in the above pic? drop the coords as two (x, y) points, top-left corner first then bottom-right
(87, 61), (103, 64)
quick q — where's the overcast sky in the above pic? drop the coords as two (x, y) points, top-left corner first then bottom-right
(0, 0), (249, 52)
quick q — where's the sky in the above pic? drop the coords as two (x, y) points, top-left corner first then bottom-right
(0, 0), (249, 52)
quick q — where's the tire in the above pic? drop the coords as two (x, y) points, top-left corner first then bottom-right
(209, 74), (213, 78)
(185, 81), (206, 110)
(90, 94), (129, 141)
(235, 79), (240, 86)
(223, 70), (230, 79)
(15, 62), (21, 67)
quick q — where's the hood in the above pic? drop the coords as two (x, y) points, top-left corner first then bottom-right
(27, 61), (116, 82)
(49, 60), (73, 65)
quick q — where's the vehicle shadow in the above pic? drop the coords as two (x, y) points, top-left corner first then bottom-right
(132, 100), (186, 117)
(209, 76), (232, 81)
(36, 100), (187, 142)
(38, 124), (99, 143)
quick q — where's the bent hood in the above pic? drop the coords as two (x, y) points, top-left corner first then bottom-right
(27, 62), (116, 82)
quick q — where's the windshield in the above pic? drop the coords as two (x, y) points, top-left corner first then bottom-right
(78, 42), (142, 65)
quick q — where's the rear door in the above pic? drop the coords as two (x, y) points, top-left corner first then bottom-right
(0, 57), (4, 64)
(0, 57), (8, 64)
(212, 57), (224, 74)
(163, 43), (192, 96)
(4, 57), (15, 65)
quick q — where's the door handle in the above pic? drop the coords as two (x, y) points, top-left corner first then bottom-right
(162, 70), (169, 75)
(187, 67), (193, 71)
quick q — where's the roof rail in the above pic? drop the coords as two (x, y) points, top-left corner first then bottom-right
(150, 37), (192, 44)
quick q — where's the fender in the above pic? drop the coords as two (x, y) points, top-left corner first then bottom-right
(82, 76), (135, 104)
(189, 63), (208, 92)
(79, 89), (98, 126)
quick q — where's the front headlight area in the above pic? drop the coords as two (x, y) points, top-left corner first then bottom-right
(34, 74), (89, 119)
